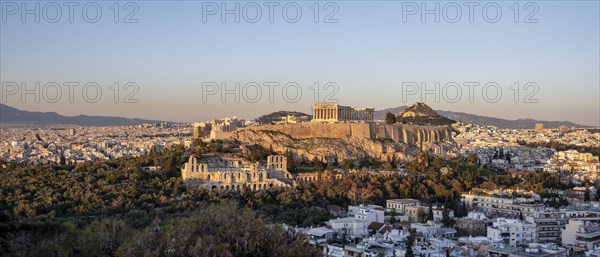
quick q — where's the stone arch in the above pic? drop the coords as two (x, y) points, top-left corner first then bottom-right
(220, 185), (224, 190)
(252, 184), (257, 191)
(225, 185), (229, 191)
(236, 185), (241, 191)
(211, 185), (217, 191)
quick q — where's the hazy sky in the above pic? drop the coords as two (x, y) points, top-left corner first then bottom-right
(1, 1), (599, 126)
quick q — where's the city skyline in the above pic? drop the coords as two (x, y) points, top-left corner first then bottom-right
(2, 2), (600, 255)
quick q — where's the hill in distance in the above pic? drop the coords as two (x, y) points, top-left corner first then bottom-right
(375, 104), (590, 129)
(396, 102), (456, 126)
(0, 104), (167, 126)
(254, 111), (311, 124)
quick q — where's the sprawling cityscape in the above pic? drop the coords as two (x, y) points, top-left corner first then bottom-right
(1, 101), (599, 257)
(1, 1), (599, 257)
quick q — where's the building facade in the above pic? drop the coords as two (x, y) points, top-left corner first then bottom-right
(328, 217), (368, 238)
(525, 210), (569, 244)
(562, 218), (600, 252)
(487, 218), (537, 247)
(386, 199), (420, 214)
(193, 117), (245, 140)
(181, 155), (293, 191)
(462, 194), (545, 218)
(311, 103), (374, 123)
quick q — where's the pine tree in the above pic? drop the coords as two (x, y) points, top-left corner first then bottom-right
(59, 153), (66, 165)
(427, 203), (434, 221)
(386, 156), (393, 170)
(405, 229), (416, 257)
(313, 156), (323, 171)
(585, 186), (591, 202)
(285, 150), (297, 173)
(442, 207), (455, 228)
(385, 112), (397, 125)
(519, 211), (524, 220)
(325, 163), (334, 173)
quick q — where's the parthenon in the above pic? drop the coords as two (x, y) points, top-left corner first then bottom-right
(312, 103), (375, 123)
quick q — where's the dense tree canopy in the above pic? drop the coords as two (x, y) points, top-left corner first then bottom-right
(1, 202), (320, 257)
(0, 143), (574, 256)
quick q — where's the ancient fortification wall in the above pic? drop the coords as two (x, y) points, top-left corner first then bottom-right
(239, 123), (451, 144)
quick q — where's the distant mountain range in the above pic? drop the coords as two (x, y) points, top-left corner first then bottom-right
(375, 106), (591, 129)
(0, 103), (592, 128)
(0, 104), (166, 126)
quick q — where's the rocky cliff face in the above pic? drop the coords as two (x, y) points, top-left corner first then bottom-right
(232, 129), (458, 164)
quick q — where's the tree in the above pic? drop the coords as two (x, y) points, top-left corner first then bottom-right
(585, 186), (591, 202)
(441, 207), (455, 228)
(466, 154), (478, 164)
(427, 203), (434, 221)
(389, 209), (398, 224)
(405, 229), (416, 257)
(386, 156), (394, 170)
(285, 150), (297, 173)
(59, 154), (66, 165)
(519, 211), (524, 220)
(325, 164), (335, 175)
(313, 156), (323, 171)
(457, 201), (468, 218)
(385, 112), (397, 125)
(481, 180), (497, 191)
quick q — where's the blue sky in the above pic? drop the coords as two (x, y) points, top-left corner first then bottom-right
(1, 0), (599, 126)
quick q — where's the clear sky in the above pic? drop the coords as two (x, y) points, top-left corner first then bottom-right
(1, 0), (599, 126)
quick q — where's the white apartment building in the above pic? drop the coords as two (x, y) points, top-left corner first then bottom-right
(432, 207), (455, 222)
(327, 217), (368, 238)
(562, 218), (600, 252)
(411, 220), (442, 237)
(525, 210), (569, 244)
(487, 218), (536, 247)
(462, 193), (544, 218)
(349, 204), (385, 225)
